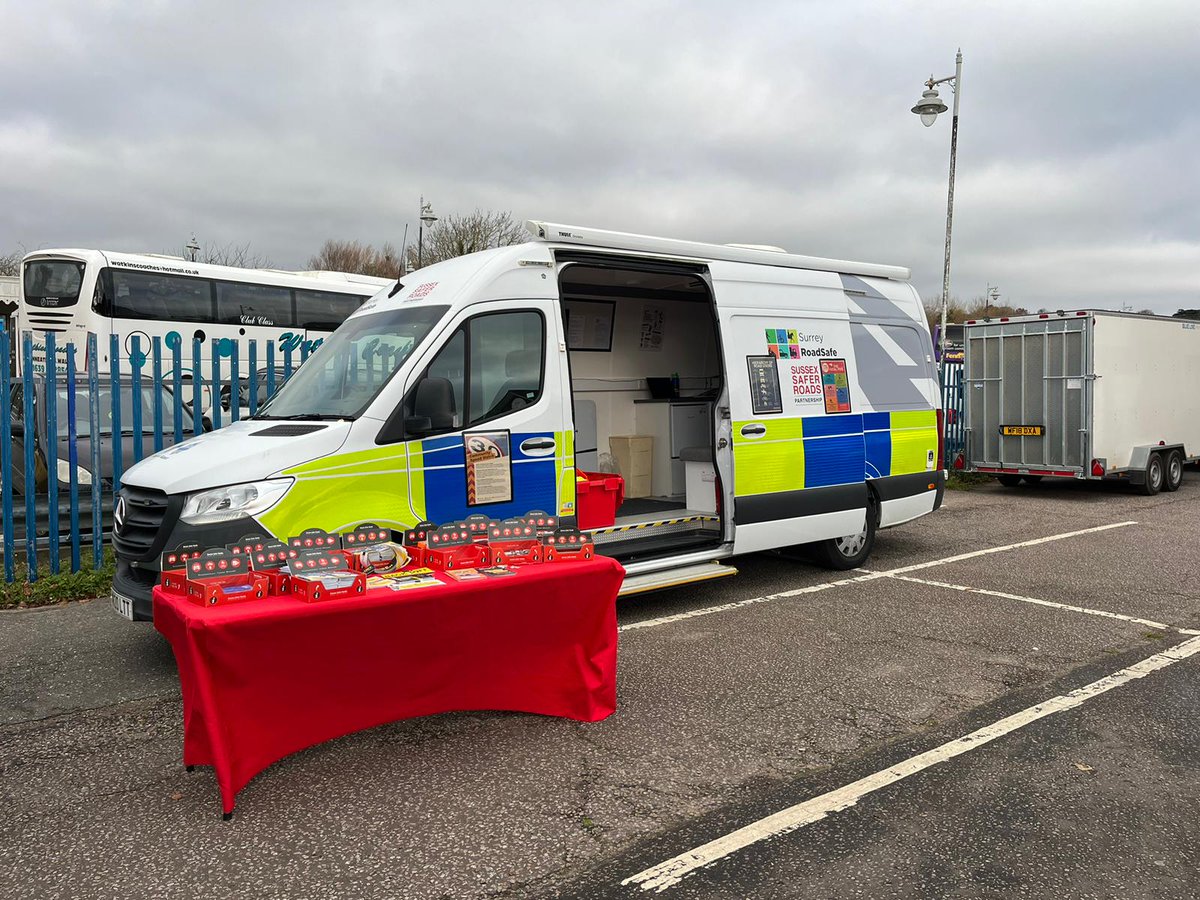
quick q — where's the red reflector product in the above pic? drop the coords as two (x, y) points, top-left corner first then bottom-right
(1091, 460), (1105, 476)
(953, 452), (965, 470)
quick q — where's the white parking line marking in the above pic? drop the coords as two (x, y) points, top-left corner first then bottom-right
(622, 632), (1200, 893)
(878, 572), (1200, 637)
(878, 520), (1139, 576)
(619, 521), (1138, 633)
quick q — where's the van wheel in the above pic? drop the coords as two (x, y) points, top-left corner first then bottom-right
(1139, 453), (1164, 496)
(814, 493), (877, 571)
(1163, 450), (1184, 492)
(996, 474), (1023, 487)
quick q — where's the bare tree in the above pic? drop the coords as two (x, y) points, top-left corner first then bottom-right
(307, 240), (402, 278)
(0, 250), (19, 277)
(179, 240), (273, 269)
(407, 209), (526, 270)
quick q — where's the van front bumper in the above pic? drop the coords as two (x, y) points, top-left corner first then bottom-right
(111, 484), (266, 621)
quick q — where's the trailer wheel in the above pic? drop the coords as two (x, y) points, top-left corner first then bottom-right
(814, 492), (877, 571)
(1021, 475), (1043, 485)
(1139, 453), (1164, 496)
(1163, 450), (1184, 492)
(996, 474), (1023, 487)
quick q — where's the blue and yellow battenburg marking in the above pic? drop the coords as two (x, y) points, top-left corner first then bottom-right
(732, 410), (937, 497)
(257, 430), (576, 539)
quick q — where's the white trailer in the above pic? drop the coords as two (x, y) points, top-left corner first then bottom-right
(959, 310), (1200, 494)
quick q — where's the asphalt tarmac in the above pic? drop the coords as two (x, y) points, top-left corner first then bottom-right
(2, 472), (1198, 899)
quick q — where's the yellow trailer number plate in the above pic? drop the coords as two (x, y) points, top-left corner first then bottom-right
(1000, 425), (1044, 436)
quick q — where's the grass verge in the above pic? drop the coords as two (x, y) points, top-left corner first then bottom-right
(0, 549), (115, 610)
(946, 471), (993, 491)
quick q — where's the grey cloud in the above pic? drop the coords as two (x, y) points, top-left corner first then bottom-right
(1, 0), (1197, 313)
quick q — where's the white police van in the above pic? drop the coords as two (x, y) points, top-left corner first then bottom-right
(112, 221), (943, 620)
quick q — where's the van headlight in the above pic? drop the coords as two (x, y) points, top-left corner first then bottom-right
(180, 479), (293, 525)
(56, 459), (93, 486)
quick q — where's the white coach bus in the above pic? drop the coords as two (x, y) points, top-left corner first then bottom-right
(17, 249), (391, 377)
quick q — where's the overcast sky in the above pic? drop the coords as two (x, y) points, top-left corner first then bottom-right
(1, 0), (1197, 313)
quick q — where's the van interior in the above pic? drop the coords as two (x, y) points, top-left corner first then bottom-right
(558, 256), (725, 562)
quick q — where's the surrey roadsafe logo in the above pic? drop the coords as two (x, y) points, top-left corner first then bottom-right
(113, 496), (127, 533)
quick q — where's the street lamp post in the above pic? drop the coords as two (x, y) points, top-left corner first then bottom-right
(911, 49), (963, 367)
(417, 197), (438, 269)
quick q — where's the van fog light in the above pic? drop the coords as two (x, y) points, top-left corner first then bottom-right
(180, 479), (293, 525)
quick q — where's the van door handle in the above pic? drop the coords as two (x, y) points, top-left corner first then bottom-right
(520, 437), (556, 454)
(740, 424), (767, 437)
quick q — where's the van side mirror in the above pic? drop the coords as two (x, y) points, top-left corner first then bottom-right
(404, 416), (432, 435)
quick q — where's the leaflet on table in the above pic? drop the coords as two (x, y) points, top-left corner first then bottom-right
(366, 568), (444, 590)
(446, 566), (516, 581)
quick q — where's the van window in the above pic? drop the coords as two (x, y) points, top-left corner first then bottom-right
(468, 311), (544, 423)
(255, 305), (446, 420)
(402, 309), (544, 438)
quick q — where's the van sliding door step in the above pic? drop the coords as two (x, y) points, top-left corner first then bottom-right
(619, 562), (738, 597)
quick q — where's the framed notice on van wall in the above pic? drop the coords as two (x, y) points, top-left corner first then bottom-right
(746, 356), (783, 415)
(564, 300), (615, 352)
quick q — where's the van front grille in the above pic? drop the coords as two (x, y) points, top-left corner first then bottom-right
(112, 485), (177, 561)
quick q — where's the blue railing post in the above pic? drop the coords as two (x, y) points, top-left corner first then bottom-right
(248, 340), (258, 417)
(210, 347), (222, 430)
(229, 342), (240, 424)
(191, 338), (202, 438)
(172, 340), (183, 445)
(66, 344), (81, 573)
(109, 335), (123, 493)
(22, 333), (37, 582)
(266, 341), (276, 400)
(0, 328), (13, 583)
(152, 337), (164, 454)
(130, 335), (143, 464)
(283, 345), (293, 382)
(88, 335), (102, 571)
(46, 332), (60, 575)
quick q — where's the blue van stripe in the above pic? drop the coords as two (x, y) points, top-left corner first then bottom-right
(802, 414), (863, 438)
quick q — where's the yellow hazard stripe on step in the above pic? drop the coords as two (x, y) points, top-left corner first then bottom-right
(590, 516), (720, 535)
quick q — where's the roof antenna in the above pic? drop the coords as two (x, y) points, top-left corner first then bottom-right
(389, 223), (409, 297)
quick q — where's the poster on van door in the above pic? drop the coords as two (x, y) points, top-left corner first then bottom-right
(761, 323), (855, 414)
(464, 431), (513, 506)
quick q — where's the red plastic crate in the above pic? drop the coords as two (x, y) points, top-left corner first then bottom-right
(575, 471), (624, 530)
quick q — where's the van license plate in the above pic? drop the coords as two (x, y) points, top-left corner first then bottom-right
(111, 589), (134, 620)
(1000, 425), (1044, 436)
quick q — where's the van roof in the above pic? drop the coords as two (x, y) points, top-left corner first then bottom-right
(526, 220), (911, 281)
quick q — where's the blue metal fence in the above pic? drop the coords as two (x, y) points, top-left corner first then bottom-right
(2, 329), (301, 583)
(941, 361), (965, 463)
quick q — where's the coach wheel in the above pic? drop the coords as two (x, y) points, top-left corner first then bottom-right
(1163, 450), (1184, 493)
(996, 474), (1023, 488)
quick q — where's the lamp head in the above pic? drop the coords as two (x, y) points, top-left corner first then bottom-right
(420, 201), (438, 229)
(911, 87), (948, 126)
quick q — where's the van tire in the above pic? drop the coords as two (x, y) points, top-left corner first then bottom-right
(1163, 450), (1184, 492)
(996, 474), (1023, 487)
(1139, 453), (1164, 496)
(814, 492), (877, 571)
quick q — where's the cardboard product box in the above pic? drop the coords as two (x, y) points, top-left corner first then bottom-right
(183, 549), (268, 607)
(609, 435), (653, 498)
(286, 548), (367, 603)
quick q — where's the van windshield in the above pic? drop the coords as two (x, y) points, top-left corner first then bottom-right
(256, 305), (447, 420)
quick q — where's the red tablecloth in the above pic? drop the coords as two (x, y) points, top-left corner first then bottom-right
(153, 556), (624, 814)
